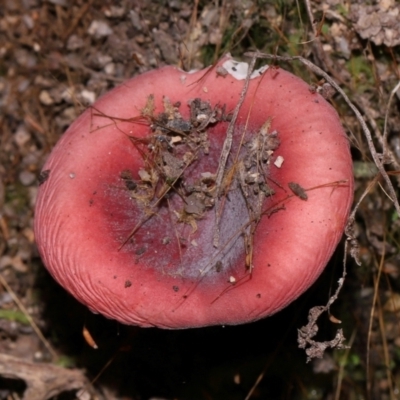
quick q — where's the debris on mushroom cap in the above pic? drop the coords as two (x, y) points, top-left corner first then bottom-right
(221, 59), (269, 80)
(34, 55), (353, 329)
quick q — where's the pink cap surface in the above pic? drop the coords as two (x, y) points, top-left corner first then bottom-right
(35, 56), (353, 328)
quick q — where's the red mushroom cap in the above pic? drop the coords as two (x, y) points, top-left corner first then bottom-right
(34, 56), (353, 328)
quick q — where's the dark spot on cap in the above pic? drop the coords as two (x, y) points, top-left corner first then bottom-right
(215, 261), (223, 273)
(38, 169), (51, 185)
(135, 247), (146, 255)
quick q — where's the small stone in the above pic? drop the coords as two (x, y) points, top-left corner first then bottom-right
(104, 6), (125, 18)
(67, 34), (85, 51)
(14, 125), (31, 147)
(104, 62), (115, 75)
(18, 79), (30, 93)
(274, 155), (284, 168)
(39, 90), (53, 106)
(80, 90), (96, 105)
(22, 14), (34, 29)
(34, 351), (45, 361)
(34, 75), (54, 88)
(48, 0), (68, 6)
(0, 255), (28, 273)
(129, 10), (142, 30)
(14, 48), (37, 68)
(62, 107), (77, 121)
(76, 389), (91, 400)
(87, 20), (113, 39)
(97, 54), (113, 68)
(19, 170), (36, 186)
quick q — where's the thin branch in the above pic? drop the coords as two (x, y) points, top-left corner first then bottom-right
(244, 51), (400, 218)
(213, 53), (257, 247)
(0, 274), (58, 361)
(383, 80), (400, 169)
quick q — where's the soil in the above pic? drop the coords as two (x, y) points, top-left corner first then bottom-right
(1, 0), (400, 399)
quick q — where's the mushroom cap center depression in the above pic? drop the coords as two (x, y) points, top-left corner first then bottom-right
(96, 100), (278, 282)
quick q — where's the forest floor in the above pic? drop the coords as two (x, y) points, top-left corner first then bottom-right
(1, 0), (400, 399)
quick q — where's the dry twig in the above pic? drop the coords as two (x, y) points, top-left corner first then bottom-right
(0, 274), (58, 361)
(245, 51), (400, 218)
(0, 353), (88, 400)
(213, 52), (257, 247)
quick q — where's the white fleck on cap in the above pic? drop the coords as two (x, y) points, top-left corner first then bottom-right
(222, 59), (269, 80)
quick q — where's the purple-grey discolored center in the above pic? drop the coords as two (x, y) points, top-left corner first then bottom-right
(95, 119), (276, 282)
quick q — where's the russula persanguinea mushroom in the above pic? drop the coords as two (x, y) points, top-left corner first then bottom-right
(35, 55), (353, 329)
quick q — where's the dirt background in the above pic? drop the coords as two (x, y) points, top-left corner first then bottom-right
(1, 0), (400, 399)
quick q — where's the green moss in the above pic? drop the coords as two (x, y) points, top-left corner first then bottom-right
(0, 309), (30, 325)
(337, 4), (349, 17)
(346, 55), (375, 90)
(321, 23), (330, 36)
(55, 355), (77, 368)
(5, 183), (30, 214)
